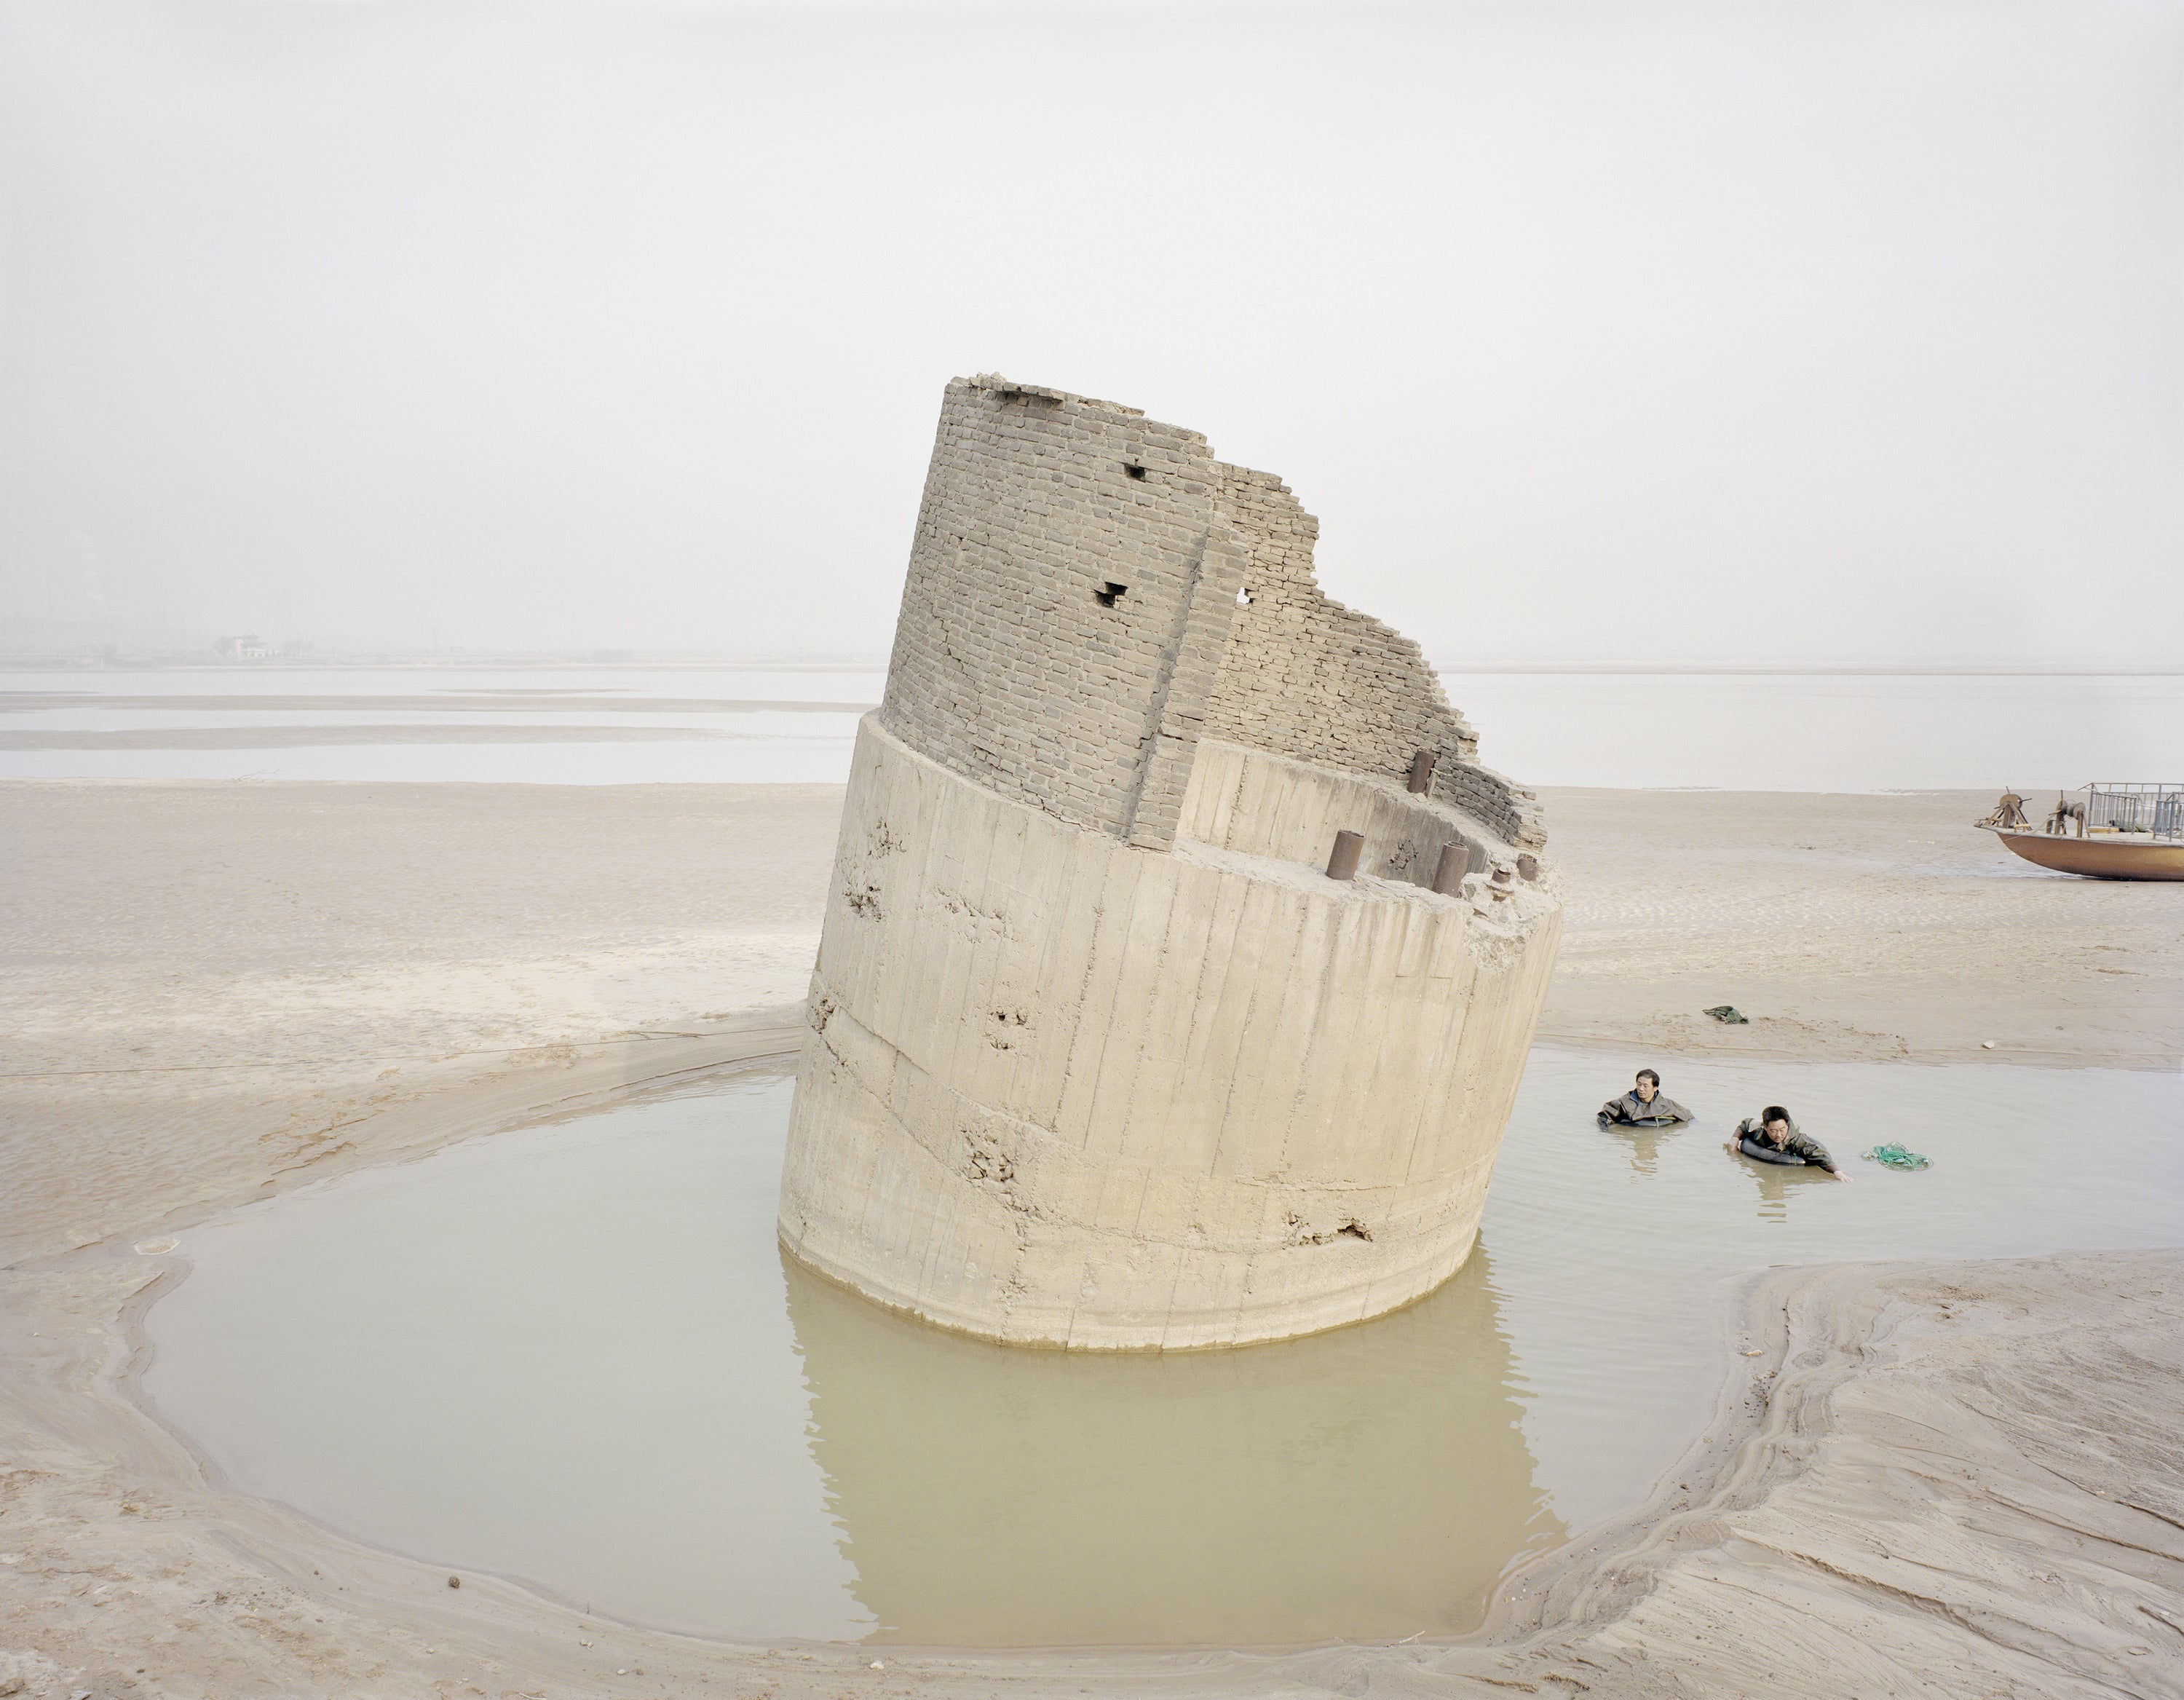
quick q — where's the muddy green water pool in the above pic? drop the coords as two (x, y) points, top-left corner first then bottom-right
(139, 1049), (2182, 1648)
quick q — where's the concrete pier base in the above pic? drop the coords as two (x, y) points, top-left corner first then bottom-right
(776, 375), (1560, 1349)
(780, 719), (1560, 1349)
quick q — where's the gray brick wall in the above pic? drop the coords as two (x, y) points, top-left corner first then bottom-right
(877, 377), (1244, 849)
(1199, 465), (1543, 850)
(877, 376), (1543, 854)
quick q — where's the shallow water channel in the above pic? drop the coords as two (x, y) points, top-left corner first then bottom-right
(140, 1050), (2181, 1648)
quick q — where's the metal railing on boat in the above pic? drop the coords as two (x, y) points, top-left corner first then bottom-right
(2084, 782), (2184, 840)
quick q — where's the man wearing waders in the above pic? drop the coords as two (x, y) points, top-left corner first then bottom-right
(1728, 1106), (1851, 1182)
(1598, 1068), (1692, 1127)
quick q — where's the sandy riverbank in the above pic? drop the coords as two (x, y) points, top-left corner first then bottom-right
(1538, 786), (2180, 1068)
(2, 778), (2178, 1698)
(1433, 1247), (2184, 1699)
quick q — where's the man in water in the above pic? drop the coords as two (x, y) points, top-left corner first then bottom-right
(1727, 1106), (1851, 1182)
(1598, 1068), (1693, 1127)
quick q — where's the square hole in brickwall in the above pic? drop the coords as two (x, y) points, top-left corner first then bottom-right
(1124, 463), (1147, 480)
(1094, 582), (1128, 608)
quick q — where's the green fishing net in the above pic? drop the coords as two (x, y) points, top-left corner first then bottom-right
(1704, 1005), (1749, 1024)
(1862, 1143), (1931, 1171)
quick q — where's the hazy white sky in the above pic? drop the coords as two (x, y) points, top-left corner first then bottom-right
(3, 0), (2177, 665)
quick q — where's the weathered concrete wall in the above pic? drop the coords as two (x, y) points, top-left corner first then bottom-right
(1181, 738), (1501, 891)
(781, 376), (1562, 1348)
(781, 718), (1561, 1348)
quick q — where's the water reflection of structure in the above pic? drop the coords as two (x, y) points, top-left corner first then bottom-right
(783, 1240), (1561, 1648)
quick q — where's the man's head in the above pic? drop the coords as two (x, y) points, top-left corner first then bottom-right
(1762, 1105), (1792, 1142)
(1634, 1068), (1661, 1102)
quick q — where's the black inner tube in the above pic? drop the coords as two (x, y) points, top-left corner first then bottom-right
(1738, 1136), (1807, 1166)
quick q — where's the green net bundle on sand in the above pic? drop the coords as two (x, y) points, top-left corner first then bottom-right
(1862, 1144), (1931, 1171)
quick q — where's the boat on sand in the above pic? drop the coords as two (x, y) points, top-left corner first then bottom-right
(1978, 783), (2184, 881)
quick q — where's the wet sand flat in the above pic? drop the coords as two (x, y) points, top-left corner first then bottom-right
(1440, 1249), (2184, 1699)
(1, 775), (2178, 1699)
(0, 782), (837, 1269)
(1540, 786), (2183, 1067)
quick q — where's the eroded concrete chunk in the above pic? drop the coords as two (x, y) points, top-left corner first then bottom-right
(778, 376), (1562, 1349)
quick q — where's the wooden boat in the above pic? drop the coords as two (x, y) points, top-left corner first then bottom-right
(1978, 783), (2184, 881)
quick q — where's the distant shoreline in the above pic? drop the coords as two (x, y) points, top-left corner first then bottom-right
(2, 658), (2182, 678)
(1437, 665), (2184, 676)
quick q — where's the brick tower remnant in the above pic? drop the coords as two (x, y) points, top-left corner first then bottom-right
(778, 376), (1562, 1349)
